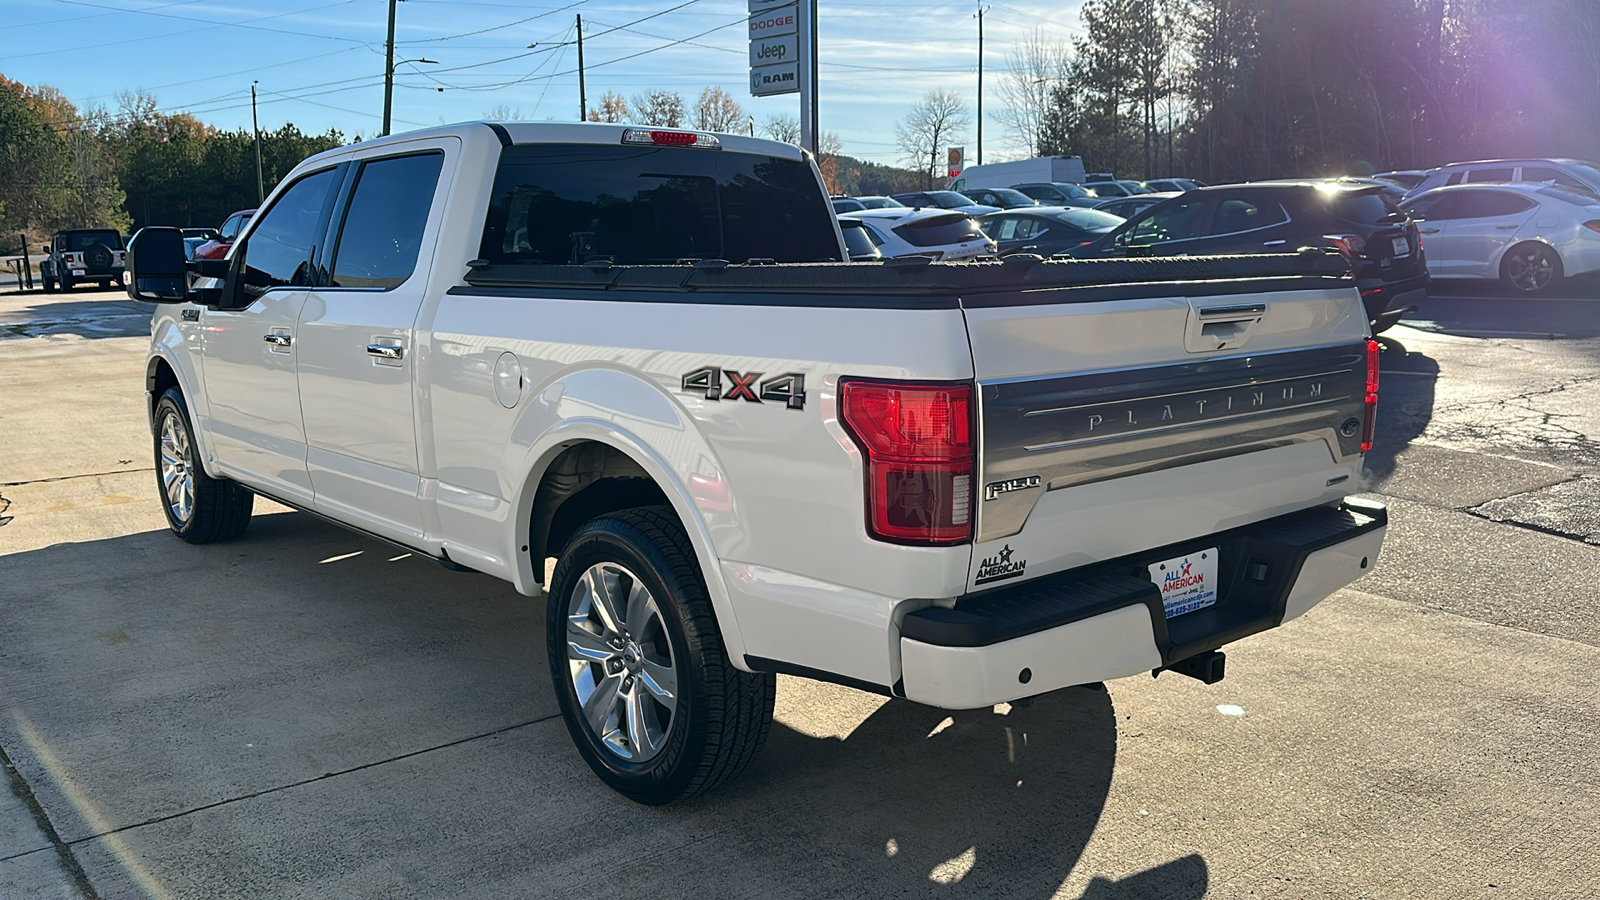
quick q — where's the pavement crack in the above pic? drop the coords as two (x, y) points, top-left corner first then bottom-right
(1, 468), (153, 488)
(1, 739), (99, 897)
(60, 714), (562, 847)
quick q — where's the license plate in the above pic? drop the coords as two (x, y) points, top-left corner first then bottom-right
(72, 269), (86, 276)
(1149, 549), (1219, 618)
(1392, 236), (1410, 257)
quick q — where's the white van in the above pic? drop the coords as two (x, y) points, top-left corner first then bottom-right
(950, 156), (1087, 192)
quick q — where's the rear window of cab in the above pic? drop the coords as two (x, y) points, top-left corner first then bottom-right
(478, 143), (841, 265)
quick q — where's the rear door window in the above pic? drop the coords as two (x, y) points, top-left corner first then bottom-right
(1462, 191), (1535, 218)
(328, 152), (444, 290)
(1468, 167), (1515, 183)
(1334, 192), (1401, 224)
(1208, 199), (1289, 235)
(480, 143), (839, 265)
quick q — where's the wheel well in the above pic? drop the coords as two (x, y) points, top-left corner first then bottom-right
(147, 357), (180, 424)
(529, 441), (672, 584)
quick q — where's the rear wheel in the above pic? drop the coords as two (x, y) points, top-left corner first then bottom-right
(153, 387), (254, 543)
(42, 275), (56, 293)
(1501, 242), (1563, 294)
(547, 506), (774, 805)
(58, 274), (73, 292)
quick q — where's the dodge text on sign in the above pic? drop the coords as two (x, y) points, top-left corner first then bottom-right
(748, 5), (797, 38)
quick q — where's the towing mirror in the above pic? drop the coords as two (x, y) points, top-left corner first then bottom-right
(126, 227), (189, 303)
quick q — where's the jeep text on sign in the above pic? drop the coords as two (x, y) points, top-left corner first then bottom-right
(750, 35), (798, 67)
(749, 5), (797, 38)
(750, 62), (799, 96)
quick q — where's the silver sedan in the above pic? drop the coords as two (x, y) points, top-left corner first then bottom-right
(1402, 183), (1600, 293)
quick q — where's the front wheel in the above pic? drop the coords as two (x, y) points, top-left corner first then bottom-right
(41, 275), (56, 293)
(153, 388), (254, 543)
(547, 507), (774, 805)
(1501, 242), (1563, 294)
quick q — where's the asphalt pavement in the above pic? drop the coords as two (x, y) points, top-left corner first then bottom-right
(1, 283), (1596, 899)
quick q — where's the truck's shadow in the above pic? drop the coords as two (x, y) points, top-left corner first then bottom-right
(0, 512), (1207, 899)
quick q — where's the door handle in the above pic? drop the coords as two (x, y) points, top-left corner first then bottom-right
(1495, 224), (1518, 230)
(1419, 227), (1441, 234)
(1262, 239), (1287, 246)
(263, 333), (291, 347)
(367, 344), (404, 360)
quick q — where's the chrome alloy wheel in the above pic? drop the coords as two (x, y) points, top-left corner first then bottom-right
(564, 562), (680, 763)
(1504, 244), (1557, 292)
(158, 413), (195, 525)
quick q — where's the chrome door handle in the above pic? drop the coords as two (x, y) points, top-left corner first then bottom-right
(263, 333), (291, 347)
(1495, 224), (1518, 230)
(1419, 227), (1441, 234)
(1262, 239), (1287, 246)
(367, 344), (404, 360)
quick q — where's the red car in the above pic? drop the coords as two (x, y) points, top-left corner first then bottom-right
(193, 208), (256, 260)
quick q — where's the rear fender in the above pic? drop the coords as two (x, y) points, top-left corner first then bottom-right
(507, 370), (749, 669)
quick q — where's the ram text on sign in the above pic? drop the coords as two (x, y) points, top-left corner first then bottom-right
(750, 62), (799, 96)
(750, 35), (797, 67)
(749, 5), (797, 39)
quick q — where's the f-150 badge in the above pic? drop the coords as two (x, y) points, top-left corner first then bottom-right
(681, 366), (806, 410)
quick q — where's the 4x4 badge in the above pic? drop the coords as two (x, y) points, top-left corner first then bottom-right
(681, 367), (806, 410)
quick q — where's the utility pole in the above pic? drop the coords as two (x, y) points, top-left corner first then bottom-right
(976, 5), (987, 166)
(576, 13), (587, 121)
(382, 0), (397, 136)
(251, 82), (265, 204)
(798, 0), (818, 154)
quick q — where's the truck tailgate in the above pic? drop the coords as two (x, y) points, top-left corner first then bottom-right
(963, 278), (1371, 593)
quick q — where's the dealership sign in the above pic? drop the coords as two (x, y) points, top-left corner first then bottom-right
(749, 2), (799, 96)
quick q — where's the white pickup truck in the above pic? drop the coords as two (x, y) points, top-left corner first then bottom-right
(126, 122), (1387, 805)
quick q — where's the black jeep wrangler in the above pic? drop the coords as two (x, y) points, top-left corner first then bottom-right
(40, 229), (127, 292)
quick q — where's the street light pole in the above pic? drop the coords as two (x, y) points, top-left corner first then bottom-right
(976, 5), (988, 167)
(382, 0), (397, 136)
(251, 81), (264, 203)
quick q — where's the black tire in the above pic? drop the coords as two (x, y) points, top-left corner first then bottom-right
(547, 506), (774, 805)
(42, 276), (55, 293)
(1501, 242), (1563, 294)
(152, 387), (253, 543)
(58, 273), (73, 292)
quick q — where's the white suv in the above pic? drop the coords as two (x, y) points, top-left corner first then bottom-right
(1405, 158), (1600, 200)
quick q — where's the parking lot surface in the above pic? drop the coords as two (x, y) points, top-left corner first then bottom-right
(2, 285), (1597, 899)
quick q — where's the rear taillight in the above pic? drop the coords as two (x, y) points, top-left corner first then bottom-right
(1362, 338), (1379, 453)
(1584, 220), (1600, 234)
(839, 379), (974, 545)
(1323, 233), (1367, 262)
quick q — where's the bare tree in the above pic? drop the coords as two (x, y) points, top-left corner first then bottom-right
(483, 104), (524, 120)
(816, 130), (845, 193)
(761, 113), (800, 143)
(994, 27), (1072, 158)
(693, 86), (745, 133)
(628, 90), (686, 127)
(895, 89), (970, 188)
(587, 91), (628, 123)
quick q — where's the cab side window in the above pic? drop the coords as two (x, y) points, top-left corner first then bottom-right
(240, 168), (339, 301)
(329, 152), (444, 290)
(1209, 199), (1289, 236)
(1128, 198), (1215, 244)
(219, 215), (243, 241)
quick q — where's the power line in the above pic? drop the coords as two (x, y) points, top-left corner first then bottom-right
(9, 0), (369, 61)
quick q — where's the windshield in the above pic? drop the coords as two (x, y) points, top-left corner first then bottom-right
(1537, 185), (1600, 207)
(857, 196), (904, 209)
(65, 231), (123, 250)
(990, 188), (1037, 207)
(927, 191), (979, 208)
(1045, 208), (1126, 229)
(479, 143), (840, 265)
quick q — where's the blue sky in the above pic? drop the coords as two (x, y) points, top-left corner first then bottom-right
(3, 0), (1086, 166)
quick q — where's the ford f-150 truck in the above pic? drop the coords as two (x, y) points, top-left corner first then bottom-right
(125, 122), (1387, 805)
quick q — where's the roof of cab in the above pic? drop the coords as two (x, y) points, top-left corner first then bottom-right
(296, 120), (808, 170)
